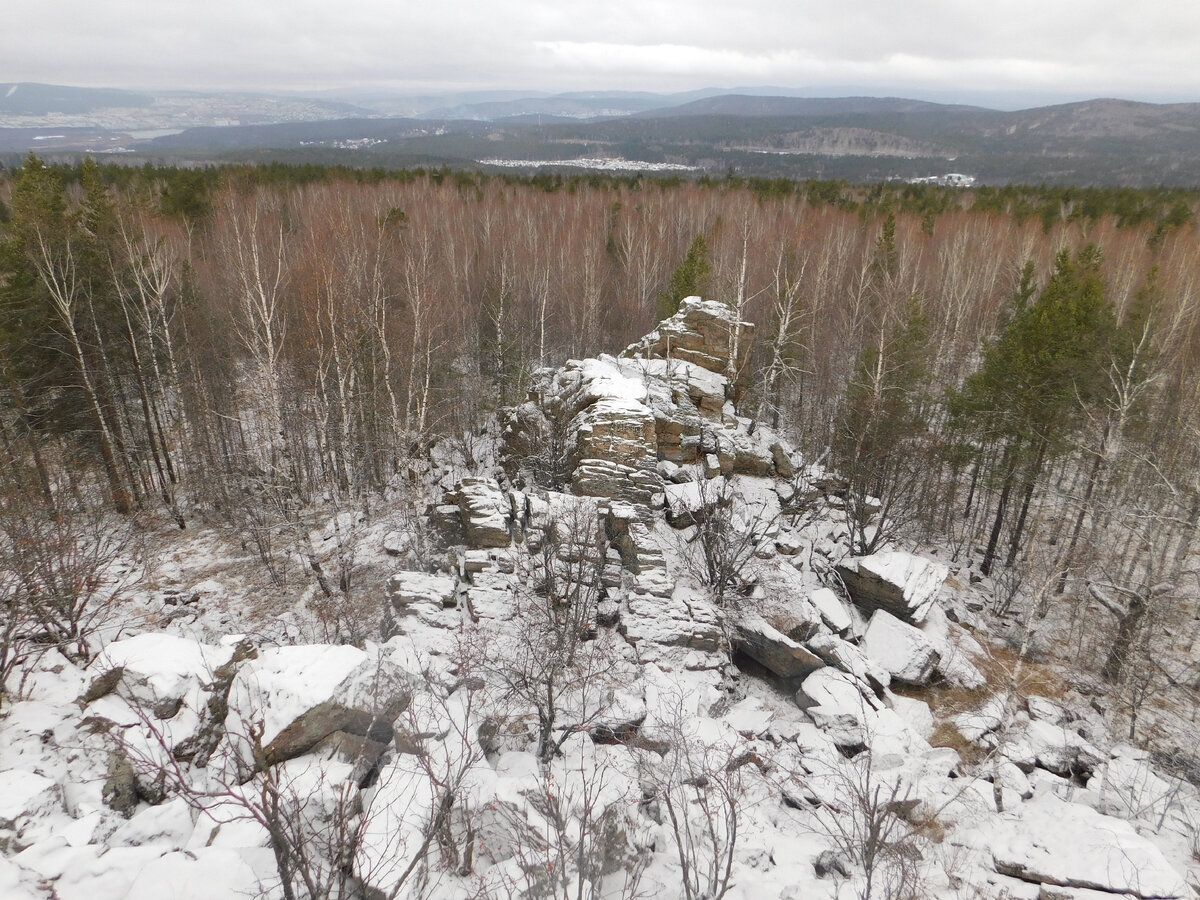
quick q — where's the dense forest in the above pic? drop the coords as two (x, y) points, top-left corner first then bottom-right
(1, 156), (1198, 685)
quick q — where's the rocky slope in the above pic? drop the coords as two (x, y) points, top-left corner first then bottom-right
(2, 298), (1198, 900)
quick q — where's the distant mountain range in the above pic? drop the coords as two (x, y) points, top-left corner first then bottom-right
(3, 83), (1199, 186)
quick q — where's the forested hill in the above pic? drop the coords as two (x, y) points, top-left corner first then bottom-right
(136, 95), (1200, 186)
(5, 86), (1200, 185)
(0, 158), (1196, 567)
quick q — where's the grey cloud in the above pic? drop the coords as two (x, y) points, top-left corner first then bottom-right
(4, 0), (1198, 98)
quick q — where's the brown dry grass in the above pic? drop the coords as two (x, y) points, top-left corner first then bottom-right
(970, 639), (1074, 700)
(892, 633), (1076, 769)
(928, 721), (988, 767)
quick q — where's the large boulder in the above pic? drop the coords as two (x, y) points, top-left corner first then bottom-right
(796, 667), (884, 748)
(836, 551), (948, 624)
(919, 603), (986, 688)
(222, 645), (414, 779)
(632, 356), (728, 424)
(861, 609), (942, 685)
(733, 615), (824, 679)
(804, 634), (891, 692)
(990, 795), (1192, 899)
(571, 397), (658, 468)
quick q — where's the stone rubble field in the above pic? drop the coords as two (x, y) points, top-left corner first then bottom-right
(2, 298), (1198, 900)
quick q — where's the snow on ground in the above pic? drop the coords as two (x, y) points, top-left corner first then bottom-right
(478, 157), (699, 171)
(4, 349), (1200, 900)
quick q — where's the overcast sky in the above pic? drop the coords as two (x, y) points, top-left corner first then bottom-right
(8, 1), (1200, 103)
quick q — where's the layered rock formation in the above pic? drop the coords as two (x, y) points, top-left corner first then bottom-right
(501, 297), (786, 506)
(4, 296), (1197, 900)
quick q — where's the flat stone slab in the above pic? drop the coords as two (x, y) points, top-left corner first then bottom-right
(734, 615), (824, 679)
(991, 795), (1191, 899)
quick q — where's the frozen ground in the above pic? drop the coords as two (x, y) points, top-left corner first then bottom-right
(3, 307), (1200, 900)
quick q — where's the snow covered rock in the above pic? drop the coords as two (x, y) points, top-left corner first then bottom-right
(733, 615), (824, 679)
(836, 550), (948, 624)
(466, 571), (519, 621)
(1018, 719), (1106, 779)
(1027, 695), (1065, 724)
(663, 476), (720, 527)
(933, 637), (986, 689)
(622, 587), (722, 654)
(804, 634), (891, 691)
(796, 667), (882, 748)
(889, 693), (935, 741)
(501, 305), (794, 503)
(808, 587), (852, 634)
(723, 427), (776, 478)
(621, 296), (753, 377)
(1088, 754), (1178, 822)
(453, 477), (512, 548)
(222, 645), (414, 777)
(606, 504), (667, 573)
(382, 529), (410, 556)
(86, 634), (233, 719)
(954, 696), (1007, 744)
(387, 571), (457, 610)
(569, 390), (662, 504)
(0, 770), (63, 852)
(918, 602), (986, 688)
(990, 795), (1192, 899)
(995, 760), (1033, 802)
(123, 847), (268, 900)
(862, 609), (942, 685)
(573, 456), (662, 506)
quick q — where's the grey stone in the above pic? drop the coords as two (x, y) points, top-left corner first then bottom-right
(836, 551), (948, 624)
(455, 478), (512, 548)
(734, 616), (824, 679)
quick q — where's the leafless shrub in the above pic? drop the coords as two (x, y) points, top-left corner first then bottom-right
(684, 476), (774, 607)
(0, 487), (139, 703)
(115, 643), (488, 900)
(636, 690), (750, 900)
(811, 751), (928, 900)
(489, 735), (650, 900)
(488, 502), (617, 763)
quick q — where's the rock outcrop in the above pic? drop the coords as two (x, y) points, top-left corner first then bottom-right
(500, 297), (788, 504)
(9, 296), (1197, 900)
(621, 296), (754, 379)
(449, 477), (513, 548)
(836, 550), (949, 624)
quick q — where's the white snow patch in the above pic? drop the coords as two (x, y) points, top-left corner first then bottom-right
(990, 794), (1192, 898)
(479, 157), (698, 172)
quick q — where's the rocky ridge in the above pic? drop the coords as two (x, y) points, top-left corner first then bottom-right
(1, 298), (1198, 899)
